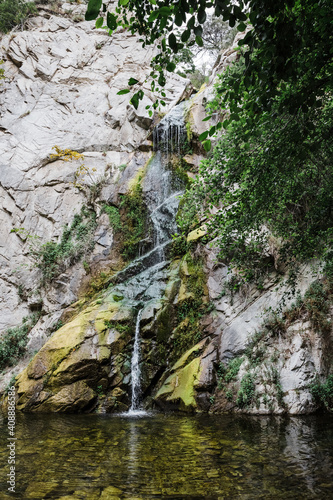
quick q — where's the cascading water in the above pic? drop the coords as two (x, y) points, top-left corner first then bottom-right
(111, 102), (187, 414)
(153, 101), (186, 155)
(129, 309), (143, 413)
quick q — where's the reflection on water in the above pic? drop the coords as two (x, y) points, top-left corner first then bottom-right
(0, 413), (332, 499)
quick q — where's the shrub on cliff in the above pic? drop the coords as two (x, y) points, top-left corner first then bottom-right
(0, 0), (36, 33)
(0, 313), (41, 371)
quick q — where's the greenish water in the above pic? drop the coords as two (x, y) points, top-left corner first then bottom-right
(0, 413), (332, 499)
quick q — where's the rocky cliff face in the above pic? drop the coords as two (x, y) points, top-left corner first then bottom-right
(0, 3), (186, 371)
(1, 5), (332, 415)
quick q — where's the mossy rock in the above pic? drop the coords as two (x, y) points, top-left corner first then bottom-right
(155, 304), (174, 342)
(13, 297), (135, 412)
(155, 357), (202, 411)
(34, 380), (96, 413)
(186, 226), (207, 243)
(154, 340), (208, 411)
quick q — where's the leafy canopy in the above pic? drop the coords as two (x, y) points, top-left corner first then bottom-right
(178, 0), (333, 275)
(85, 0), (333, 274)
(85, 0), (332, 118)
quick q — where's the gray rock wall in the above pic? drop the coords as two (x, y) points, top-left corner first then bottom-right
(0, 3), (188, 389)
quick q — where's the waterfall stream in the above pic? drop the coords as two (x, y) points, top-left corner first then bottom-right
(128, 309), (143, 414)
(112, 102), (187, 414)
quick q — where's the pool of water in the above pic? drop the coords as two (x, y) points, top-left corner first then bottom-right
(0, 412), (332, 499)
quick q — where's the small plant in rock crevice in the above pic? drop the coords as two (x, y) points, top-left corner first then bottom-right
(118, 182), (149, 261)
(50, 146), (107, 203)
(226, 265), (333, 411)
(31, 206), (97, 283)
(104, 320), (133, 336)
(102, 204), (122, 232)
(5, 374), (17, 394)
(0, 0), (37, 33)
(217, 357), (243, 390)
(236, 373), (255, 408)
(47, 319), (63, 335)
(310, 374), (333, 412)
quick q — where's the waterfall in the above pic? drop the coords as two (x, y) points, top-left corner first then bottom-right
(116, 102), (187, 414)
(153, 101), (186, 155)
(129, 309), (143, 414)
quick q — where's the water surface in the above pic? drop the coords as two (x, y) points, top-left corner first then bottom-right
(0, 413), (332, 499)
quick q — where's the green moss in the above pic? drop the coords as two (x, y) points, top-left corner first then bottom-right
(185, 121), (193, 142)
(155, 305), (173, 342)
(172, 253), (212, 360)
(155, 356), (202, 409)
(112, 294), (124, 302)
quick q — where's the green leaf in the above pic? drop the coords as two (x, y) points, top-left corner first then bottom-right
(202, 115), (212, 122)
(95, 17), (104, 29)
(168, 33), (177, 50)
(194, 25), (203, 37)
(187, 15), (195, 29)
(175, 12), (183, 27)
(148, 10), (159, 22)
(229, 14), (236, 28)
(85, 0), (102, 21)
(117, 89), (130, 95)
(158, 73), (166, 86)
(130, 91), (144, 110)
(203, 140), (211, 152)
(119, 0), (129, 5)
(107, 12), (117, 30)
(199, 131), (209, 141)
(149, 0), (157, 4)
(198, 8), (206, 24)
(195, 35), (203, 47)
(128, 78), (139, 85)
(130, 95), (139, 109)
(237, 22), (246, 32)
(158, 6), (172, 16)
(181, 29), (190, 42)
(166, 62), (176, 72)
(208, 126), (216, 136)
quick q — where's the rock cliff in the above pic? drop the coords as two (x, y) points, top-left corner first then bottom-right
(0, 3), (186, 351)
(1, 4), (332, 416)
